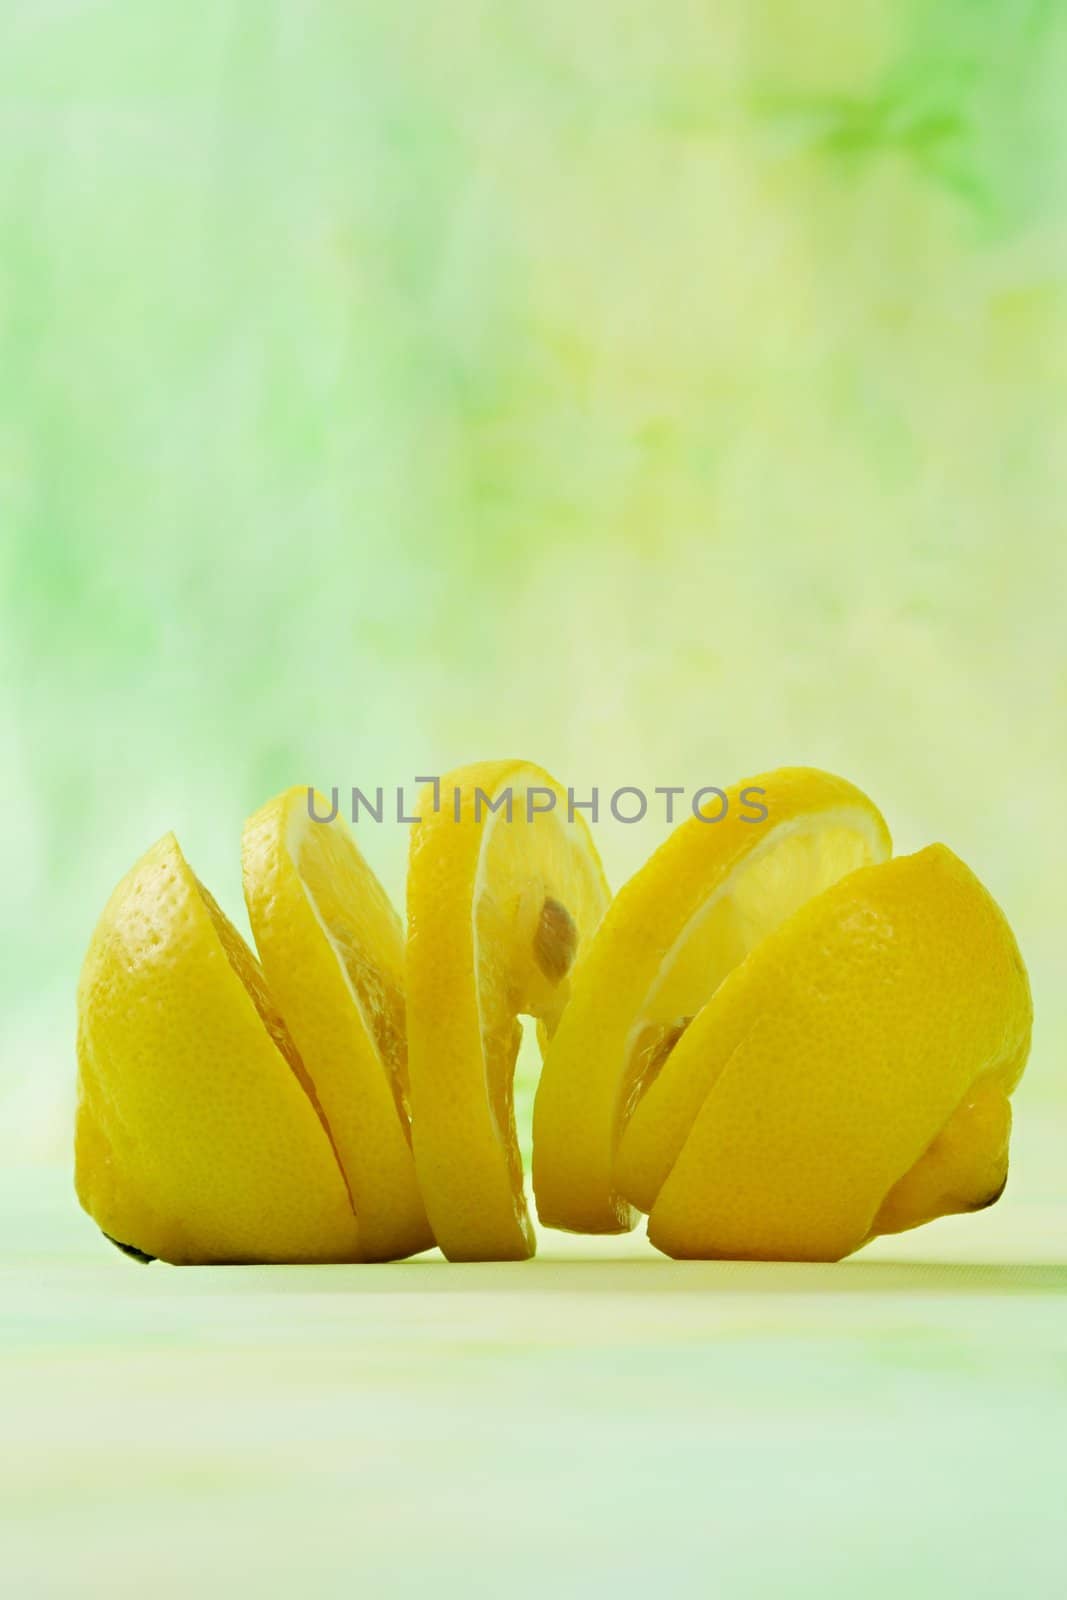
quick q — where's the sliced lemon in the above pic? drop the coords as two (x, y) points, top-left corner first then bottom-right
(243, 788), (432, 1262)
(75, 834), (360, 1264)
(533, 768), (892, 1234)
(624, 845), (1031, 1261)
(406, 760), (610, 1261)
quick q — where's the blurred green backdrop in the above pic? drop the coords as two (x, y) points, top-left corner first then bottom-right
(1, 1), (1064, 1173)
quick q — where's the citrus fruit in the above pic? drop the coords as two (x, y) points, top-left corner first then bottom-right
(534, 768), (892, 1234)
(621, 844), (1032, 1260)
(75, 833), (360, 1264)
(406, 760), (610, 1260)
(243, 788), (432, 1262)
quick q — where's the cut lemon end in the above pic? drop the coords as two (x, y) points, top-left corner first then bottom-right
(75, 834), (361, 1265)
(635, 845), (1032, 1262)
(406, 760), (610, 1262)
(243, 789), (433, 1262)
(533, 768), (892, 1236)
(870, 1076), (1015, 1238)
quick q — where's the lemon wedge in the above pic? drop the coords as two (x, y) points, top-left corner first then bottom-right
(533, 768), (892, 1235)
(406, 760), (610, 1260)
(75, 834), (360, 1264)
(243, 788), (432, 1262)
(623, 844), (1031, 1260)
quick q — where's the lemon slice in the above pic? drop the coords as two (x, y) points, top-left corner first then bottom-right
(406, 760), (610, 1261)
(623, 845), (1032, 1260)
(243, 788), (432, 1262)
(533, 768), (892, 1234)
(75, 834), (360, 1264)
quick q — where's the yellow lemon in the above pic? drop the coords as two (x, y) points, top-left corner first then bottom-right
(534, 768), (892, 1235)
(242, 788), (432, 1262)
(406, 760), (610, 1261)
(75, 834), (360, 1264)
(621, 845), (1031, 1260)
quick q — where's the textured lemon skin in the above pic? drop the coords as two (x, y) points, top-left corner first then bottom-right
(75, 834), (360, 1265)
(243, 790), (433, 1262)
(406, 760), (610, 1262)
(632, 845), (1032, 1262)
(533, 768), (891, 1235)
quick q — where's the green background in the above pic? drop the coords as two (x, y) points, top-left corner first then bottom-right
(2, 4), (1065, 1595)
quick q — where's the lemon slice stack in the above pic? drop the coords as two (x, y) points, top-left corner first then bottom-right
(74, 765), (1032, 1265)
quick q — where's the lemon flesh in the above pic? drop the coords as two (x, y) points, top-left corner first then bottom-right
(243, 789), (432, 1262)
(533, 768), (892, 1235)
(75, 834), (360, 1265)
(406, 761), (610, 1261)
(630, 844), (1032, 1261)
